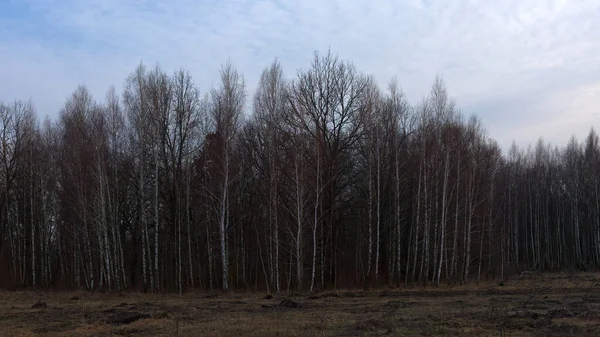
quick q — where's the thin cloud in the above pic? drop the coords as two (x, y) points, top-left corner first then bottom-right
(1, 0), (599, 150)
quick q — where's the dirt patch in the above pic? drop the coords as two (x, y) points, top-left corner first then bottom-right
(352, 318), (396, 334)
(106, 311), (151, 325)
(2, 273), (600, 336)
(579, 310), (600, 319)
(31, 301), (47, 309)
(309, 291), (367, 299)
(549, 307), (575, 318)
(279, 299), (303, 308)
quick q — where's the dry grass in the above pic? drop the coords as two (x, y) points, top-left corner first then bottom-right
(1, 273), (600, 336)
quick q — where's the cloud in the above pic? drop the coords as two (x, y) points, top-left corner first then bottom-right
(1, 0), (599, 151)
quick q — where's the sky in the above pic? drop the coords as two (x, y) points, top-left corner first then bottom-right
(1, 0), (600, 151)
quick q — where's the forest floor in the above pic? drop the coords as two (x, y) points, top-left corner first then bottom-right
(1, 272), (600, 336)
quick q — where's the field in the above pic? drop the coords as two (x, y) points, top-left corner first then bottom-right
(1, 273), (600, 336)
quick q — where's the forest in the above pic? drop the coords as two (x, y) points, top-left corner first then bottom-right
(1, 50), (599, 294)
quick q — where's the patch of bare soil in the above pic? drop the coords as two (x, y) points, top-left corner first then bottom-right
(1, 273), (600, 336)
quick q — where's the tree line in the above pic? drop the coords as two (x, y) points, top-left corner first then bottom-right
(1, 50), (599, 293)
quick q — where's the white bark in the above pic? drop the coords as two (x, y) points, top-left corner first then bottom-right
(412, 160), (423, 282)
(187, 165), (194, 288)
(463, 166), (475, 284)
(395, 145), (402, 285)
(178, 204), (182, 294)
(219, 147), (230, 291)
(100, 162), (112, 290)
(295, 154), (303, 290)
(451, 151), (460, 281)
(421, 164), (430, 283)
(154, 146), (159, 292)
(367, 152), (373, 282)
(436, 150), (449, 285)
(30, 160), (35, 286)
(273, 164), (280, 293)
(310, 151), (319, 292)
(140, 157), (150, 290)
(375, 143), (381, 281)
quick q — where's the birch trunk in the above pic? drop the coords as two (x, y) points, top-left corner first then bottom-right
(421, 166), (429, 284)
(154, 147), (159, 292)
(296, 154), (303, 290)
(463, 168), (475, 284)
(375, 144), (381, 281)
(186, 164), (194, 288)
(412, 160), (423, 282)
(395, 146), (402, 286)
(310, 151), (319, 292)
(140, 155), (149, 290)
(30, 161), (35, 286)
(451, 152), (461, 282)
(367, 153), (373, 284)
(436, 150), (449, 285)
(219, 146), (230, 291)
(273, 163), (280, 293)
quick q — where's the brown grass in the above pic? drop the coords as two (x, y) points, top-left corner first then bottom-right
(1, 273), (600, 336)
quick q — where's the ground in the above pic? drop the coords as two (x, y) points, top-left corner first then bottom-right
(1, 273), (599, 336)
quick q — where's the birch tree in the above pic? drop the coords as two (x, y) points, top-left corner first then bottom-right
(210, 62), (246, 292)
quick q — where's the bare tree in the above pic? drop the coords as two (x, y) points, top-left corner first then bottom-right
(253, 60), (286, 292)
(209, 61), (246, 292)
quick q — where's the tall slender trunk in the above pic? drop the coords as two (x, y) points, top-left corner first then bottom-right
(272, 159), (280, 293)
(178, 192), (182, 294)
(421, 165), (430, 284)
(107, 176), (119, 290)
(574, 194), (582, 266)
(295, 153), (303, 291)
(412, 159), (423, 282)
(477, 208), (485, 284)
(154, 147), (159, 292)
(310, 151), (320, 292)
(451, 151), (461, 282)
(83, 211), (94, 290)
(219, 146), (230, 291)
(241, 222), (246, 288)
(206, 220), (213, 290)
(501, 206), (506, 281)
(395, 145), (402, 286)
(488, 181), (495, 277)
(267, 205), (273, 288)
(255, 222), (270, 294)
(186, 164), (194, 289)
(432, 157), (439, 284)
(320, 201), (325, 288)
(140, 154), (151, 291)
(511, 182), (520, 270)
(463, 167), (475, 284)
(30, 159), (35, 287)
(404, 215), (412, 286)
(73, 228), (79, 288)
(375, 144), (381, 282)
(527, 183), (535, 268)
(595, 185), (600, 267)
(367, 152), (373, 284)
(436, 150), (449, 285)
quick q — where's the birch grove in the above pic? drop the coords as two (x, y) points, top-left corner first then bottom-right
(2, 51), (600, 292)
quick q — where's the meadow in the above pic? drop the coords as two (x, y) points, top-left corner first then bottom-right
(1, 273), (599, 336)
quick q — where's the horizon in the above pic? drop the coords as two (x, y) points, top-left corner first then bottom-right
(2, 0), (600, 151)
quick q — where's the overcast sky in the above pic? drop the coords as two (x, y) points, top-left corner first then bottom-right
(2, 0), (600, 151)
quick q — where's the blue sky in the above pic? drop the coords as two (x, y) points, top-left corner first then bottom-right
(2, 0), (600, 150)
